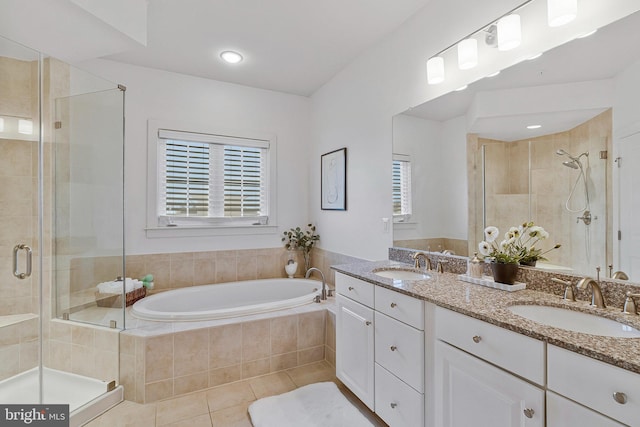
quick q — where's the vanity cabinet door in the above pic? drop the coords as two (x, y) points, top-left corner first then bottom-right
(336, 294), (374, 410)
(435, 341), (544, 427)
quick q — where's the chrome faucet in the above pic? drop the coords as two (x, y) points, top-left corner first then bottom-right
(412, 252), (431, 270)
(305, 267), (330, 301)
(576, 277), (606, 308)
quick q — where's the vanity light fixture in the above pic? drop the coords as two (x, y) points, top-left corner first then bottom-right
(457, 38), (478, 70)
(547, 0), (577, 27)
(527, 124), (542, 129)
(497, 14), (522, 51)
(426, 56), (445, 84)
(220, 50), (243, 64)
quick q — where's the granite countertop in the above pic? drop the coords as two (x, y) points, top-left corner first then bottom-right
(332, 260), (640, 375)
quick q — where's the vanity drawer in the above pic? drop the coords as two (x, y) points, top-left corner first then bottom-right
(548, 345), (640, 426)
(374, 311), (424, 392)
(335, 272), (374, 308)
(435, 306), (545, 385)
(375, 363), (424, 427)
(375, 285), (424, 330)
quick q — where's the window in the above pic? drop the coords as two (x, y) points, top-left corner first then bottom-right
(392, 154), (412, 222)
(147, 121), (276, 232)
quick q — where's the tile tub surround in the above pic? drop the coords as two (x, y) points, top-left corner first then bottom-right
(64, 247), (365, 312)
(120, 300), (336, 403)
(332, 260), (640, 375)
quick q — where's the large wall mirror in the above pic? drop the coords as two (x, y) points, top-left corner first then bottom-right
(392, 8), (640, 281)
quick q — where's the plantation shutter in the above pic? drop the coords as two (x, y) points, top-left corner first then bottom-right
(157, 129), (269, 224)
(392, 154), (412, 217)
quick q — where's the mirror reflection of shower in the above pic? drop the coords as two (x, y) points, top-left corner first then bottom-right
(556, 148), (592, 261)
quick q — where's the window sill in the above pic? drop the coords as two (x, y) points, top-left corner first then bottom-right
(145, 224), (279, 238)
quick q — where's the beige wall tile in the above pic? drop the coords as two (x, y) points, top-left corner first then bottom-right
(119, 353), (136, 401)
(215, 255), (237, 283)
(325, 311), (336, 350)
(145, 334), (174, 382)
(209, 324), (241, 369)
(270, 352), (297, 372)
(174, 329), (208, 377)
(0, 344), (20, 381)
(71, 343), (96, 377)
(236, 256), (257, 281)
(47, 340), (72, 371)
(94, 328), (119, 351)
(325, 346), (336, 367)
(71, 324), (94, 346)
(241, 320), (270, 362)
(298, 311), (325, 349)
(193, 258), (215, 286)
(209, 364), (241, 388)
(298, 346), (325, 365)
(171, 253), (194, 287)
(241, 357), (270, 379)
(270, 315), (297, 354)
(145, 379), (174, 403)
(174, 372), (209, 396)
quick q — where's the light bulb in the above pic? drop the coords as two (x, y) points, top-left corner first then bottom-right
(426, 57), (445, 85)
(497, 14), (521, 51)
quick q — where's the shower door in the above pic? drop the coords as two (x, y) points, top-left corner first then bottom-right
(53, 84), (125, 329)
(0, 37), (43, 401)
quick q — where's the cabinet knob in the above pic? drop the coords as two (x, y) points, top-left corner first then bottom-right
(523, 408), (535, 419)
(348, 286), (354, 291)
(390, 302), (397, 308)
(390, 345), (397, 351)
(365, 321), (371, 326)
(472, 335), (482, 343)
(390, 403), (397, 409)
(613, 392), (628, 405)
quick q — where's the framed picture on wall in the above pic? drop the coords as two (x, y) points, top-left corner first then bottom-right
(321, 147), (347, 210)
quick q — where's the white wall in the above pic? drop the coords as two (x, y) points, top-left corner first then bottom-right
(392, 114), (442, 242)
(310, 0), (524, 260)
(439, 115), (468, 240)
(78, 59), (312, 255)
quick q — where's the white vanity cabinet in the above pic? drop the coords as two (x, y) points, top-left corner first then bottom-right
(434, 306), (545, 427)
(547, 345), (639, 426)
(335, 272), (425, 426)
(336, 273), (375, 409)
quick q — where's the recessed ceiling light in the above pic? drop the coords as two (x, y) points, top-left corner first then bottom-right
(527, 125), (542, 129)
(455, 85), (468, 91)
(486, 71), (501, 78)
(220, 50), (243, 64)
(527, 52), (543, 60)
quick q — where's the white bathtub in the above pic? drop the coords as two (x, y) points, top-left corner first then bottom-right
(131, 278), (322, 321)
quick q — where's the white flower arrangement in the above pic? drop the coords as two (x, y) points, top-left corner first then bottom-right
(479, 221), (560, 265)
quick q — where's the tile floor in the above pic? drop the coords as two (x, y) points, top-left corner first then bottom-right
(85, 361), (387, 427)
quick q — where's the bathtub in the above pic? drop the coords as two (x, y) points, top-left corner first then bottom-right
(131, 278), (322, 321)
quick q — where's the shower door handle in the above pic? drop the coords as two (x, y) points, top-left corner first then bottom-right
(13, 244), (32, 279)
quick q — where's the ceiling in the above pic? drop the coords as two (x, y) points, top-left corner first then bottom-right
(104, 0), (429, 97)
(404, 10), (640, 141)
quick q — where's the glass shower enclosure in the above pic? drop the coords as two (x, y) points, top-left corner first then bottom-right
(0, 35), (126, 425)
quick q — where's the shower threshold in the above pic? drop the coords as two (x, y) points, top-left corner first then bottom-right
(0, 367), (123, 426)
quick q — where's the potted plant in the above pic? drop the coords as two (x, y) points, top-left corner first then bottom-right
(478, 222), (560, 284)
(282, 224), (320, 272)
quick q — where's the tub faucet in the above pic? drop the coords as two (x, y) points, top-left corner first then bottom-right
(576, 277), (606, 308)
(412, 252), (431, 270)
(305, 267), (330, 301)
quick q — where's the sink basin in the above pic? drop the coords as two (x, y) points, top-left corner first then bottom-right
(373, 269), (430, 281)
(508, 305), (640, 338)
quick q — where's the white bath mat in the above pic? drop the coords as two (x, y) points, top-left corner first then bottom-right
(248, 381), (374, 427)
